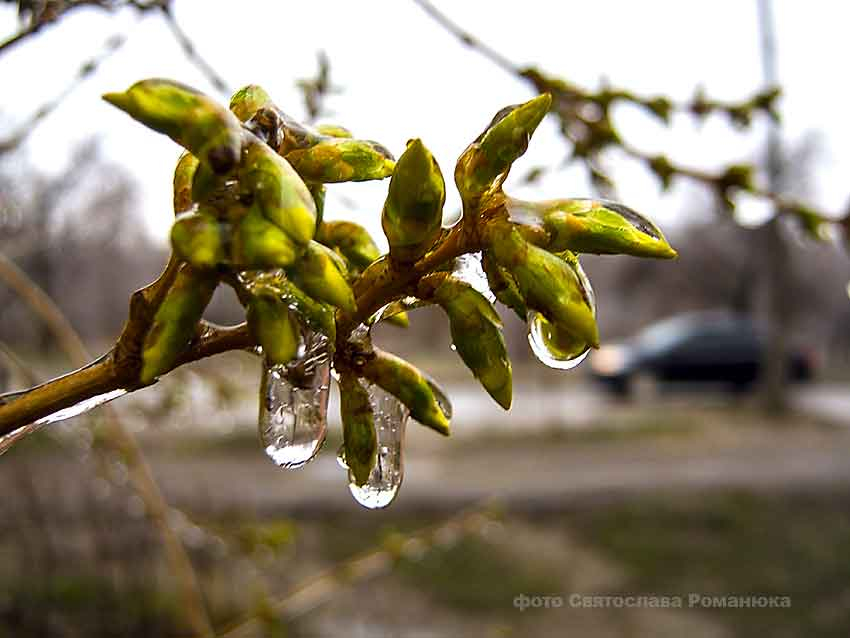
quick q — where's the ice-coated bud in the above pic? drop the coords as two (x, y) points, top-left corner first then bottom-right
(455, 93), (551, 200)
(284, 137), (395, 183)
(488, 223), (599, 348)
(104, 79), (242, 175)
(247, 295), (299, 366)
(361, 349), (450, 436)
(232, 207), (300, 269)
(228, 84), (272, 122)
(170, 210), (227, 270)
(316, 220), (382, 272)
(315, 123), (353, 138)
(339, 371), (377, 486)
(381, 138), (446, 262)
(433, 277), (512, 410)
(509, 198), (677, 259)
(239, 138), (317, 247)
(481, 250), (527, 321)
(140, 265), (217, 384)
(287, 241), (356, 313)
(172, 151), (199, 215)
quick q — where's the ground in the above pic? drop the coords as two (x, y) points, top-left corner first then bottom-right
(2, 375), (850, 637)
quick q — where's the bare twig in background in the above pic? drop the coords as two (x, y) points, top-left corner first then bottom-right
(158, 1), (231, 96)
(296, 50), (340, 123)
(0, 340), (41, 387)
(216, 504), (499, 638)
(0, 251), (214, 638)
(0, 0), (231, 154)
(0, 31), (128, 154)
(411, 0), (846, 233)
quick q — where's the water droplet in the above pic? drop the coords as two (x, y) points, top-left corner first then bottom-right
(0, 388), (128, 456)
(348, 383), (408, 509)
(527, 255), (596, 370)
(258, 331), (330, 468)
(527, 312), (591, 370)
(425, 377), (453, 421)
(452, 252), (496, 302)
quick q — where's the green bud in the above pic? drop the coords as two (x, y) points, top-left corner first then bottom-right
(316, 220), (382, 272)
(362, 349), (450, 436)
(510, 198), (677, 258)
(316, 123), (353, 138)
(232, 206), (300, 269)
(140, 265), (217, 384)
(339, 371), (377, 486)
(284, 137), (395, 183)
(384, 311), (410, 328)
(531, 313), (589, 361)
(488, 224), (599, 348)
(104, 79), (242, 175)
(455, 93), (551, 200)
(287, 240), (356, 313)
(229, 84), (272, 122)
(247, 296), (299, 365)
(173, 152), (199, 214)
(245, 271), (337, 343)
(170, 211), (227, 269)
(381, 138), (445, 262)
(482, 250), (527, 321)
(240, 139), (317, 246)
(434, 277), (512, 410)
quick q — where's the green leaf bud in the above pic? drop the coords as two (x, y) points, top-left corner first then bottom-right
(488, 224), (599, 348)
(247, 296), (299, 365)
(455, 93), (551, 200)
(240, 138), (317, 246)
(170, 211), (228, 270)
(173, 151), (199, 214)
(433, 277), (512, 410)
(104, 79), (242, 175)
(381, 138), (446, 262)
(339, 371), (377, 486)
(232, 206), (300, 269)
(287, 241), (356, 313)
(140, 265), (217, 384)
(361, 349), (450, 435)
(284, 137), (395, 183)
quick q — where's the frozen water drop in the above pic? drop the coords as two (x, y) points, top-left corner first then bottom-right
(527, 311), (590, 370)
(452, 252), (496, 302)
(348, 383), (409, 509)
(0, 387), (128, 456)
(258, 331), (330, 468)
(527, 254), (596, 370)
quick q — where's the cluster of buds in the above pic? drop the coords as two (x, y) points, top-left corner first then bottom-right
(104, 78), (676, 506)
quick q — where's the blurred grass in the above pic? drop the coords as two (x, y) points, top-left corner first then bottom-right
(566, 490), (850, 638)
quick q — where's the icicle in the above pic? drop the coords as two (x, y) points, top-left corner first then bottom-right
(348, 382), (408, 509)
(527, 255), (597, 370)
(258, 330), (330, 468)
(0, 388), (127, 457)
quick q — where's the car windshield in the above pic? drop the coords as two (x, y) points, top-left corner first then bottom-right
(634, 313), (755, 356)
(635, 316), (696, 355)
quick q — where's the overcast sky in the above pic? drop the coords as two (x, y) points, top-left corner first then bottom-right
(1, 0), (848, 246)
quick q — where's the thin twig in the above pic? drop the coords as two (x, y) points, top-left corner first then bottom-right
(215, 503), (499, 638)
(159, 2), (231, 96)
(0, 251), (214, 637)
(0, 31), (129, 155)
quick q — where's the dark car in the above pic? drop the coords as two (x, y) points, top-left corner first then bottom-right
(589, 312), (815, 396)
